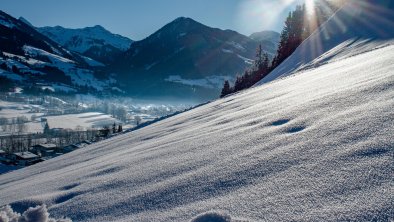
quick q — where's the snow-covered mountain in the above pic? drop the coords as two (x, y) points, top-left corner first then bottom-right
(0, 1), (393, 221)
(38, 25), (133, 64)
(249, 30), (280, 51)
(0, 11), (118, 94)
(115, 17), (276, 101)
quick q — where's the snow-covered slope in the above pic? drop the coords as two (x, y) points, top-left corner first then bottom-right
(0, 1), (393, 221)
(258, 0), (394, 84)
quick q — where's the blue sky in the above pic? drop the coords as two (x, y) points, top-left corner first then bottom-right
(1, 0), (305, 40)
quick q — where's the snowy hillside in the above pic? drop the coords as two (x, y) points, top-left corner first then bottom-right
(258, 0), (394, 84)
(0, 1), (393, 222)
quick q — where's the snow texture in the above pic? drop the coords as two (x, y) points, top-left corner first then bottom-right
(0, 205), (71, 222)
(0, 1), (393, 221)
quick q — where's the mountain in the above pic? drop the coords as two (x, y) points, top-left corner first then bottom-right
(250, 30), (280, 42)
(249, 30), (280, 51)
(114, 17), (277, 101)
(1, 1), (393, 221)
(0, 11), (118, 94)
(38, 25), (133, 65)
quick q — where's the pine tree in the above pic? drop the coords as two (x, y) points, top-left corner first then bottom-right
(254, 44), (263, 71)
(118, 125), (123, 133)
(220, 80), (232, 98)
(43, 122), (50, 135)
(112, 122), (116, 134)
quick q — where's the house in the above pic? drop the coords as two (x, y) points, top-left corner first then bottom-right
(62, 144), (79, 153)
(31, 144), (58, 157)
(10, 152), (40, 166)
(0, 150), (11, 164)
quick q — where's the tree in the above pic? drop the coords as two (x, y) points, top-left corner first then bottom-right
(220, 80), (232, 98)
(117, 124), (123, 133)
(134, 116), (142, 126)
(100, 126), (110, 137)
(116, 107), (127, 122)
(0, 117), (8, 126)
(43, 122), (50, 135)
(112, 122), (117, 134)
(31, 114), (37, 122)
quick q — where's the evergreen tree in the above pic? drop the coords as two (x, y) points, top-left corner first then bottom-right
(118, 125), (123, 133)
(43, 122), (50, 135)
(112, 122), (116, 134)
(254, 44), (263, 70)
(220, 80), (232, 98)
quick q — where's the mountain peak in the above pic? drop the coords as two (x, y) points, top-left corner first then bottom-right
(18, 17), (34, 27)
(170, 16), (204, 26)
(88, 25), (106, 31)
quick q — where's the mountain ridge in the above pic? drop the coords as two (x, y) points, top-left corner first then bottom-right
(38, 25), (133, 64)
(113, 16), (279, 100)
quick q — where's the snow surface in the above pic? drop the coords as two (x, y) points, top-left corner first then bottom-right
(0, 2), (393, 221)
(165, 75), (234, 89)
(45, 112), (121, 130)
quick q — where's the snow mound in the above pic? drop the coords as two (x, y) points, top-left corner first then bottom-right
(190, 211), (248, 222)
(258, 0), (394, 84)
(190, 212), (232, 222)
(0, 205), (71, 222)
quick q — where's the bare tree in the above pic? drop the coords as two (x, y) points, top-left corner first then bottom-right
(31, 114), (37, 122)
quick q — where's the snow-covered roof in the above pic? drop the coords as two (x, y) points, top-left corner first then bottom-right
(13, 152), (38, 159)
(34, 144), (57, 149)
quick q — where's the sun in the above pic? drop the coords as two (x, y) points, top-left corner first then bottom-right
(305, 0), (316, 15)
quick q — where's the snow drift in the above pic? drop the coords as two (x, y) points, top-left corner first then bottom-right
(0, 1), (393, 221)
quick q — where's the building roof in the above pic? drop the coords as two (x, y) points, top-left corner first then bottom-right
(35, 144), (57, 149)
(13, 152), (38, 159)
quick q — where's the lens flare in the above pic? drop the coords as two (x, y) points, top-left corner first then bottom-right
(305, 0), (316, 14)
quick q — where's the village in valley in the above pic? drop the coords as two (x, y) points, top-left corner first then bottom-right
(0, 89), (191, 174)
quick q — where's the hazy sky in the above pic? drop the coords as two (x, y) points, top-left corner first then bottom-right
(1, 0), (305, 40)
